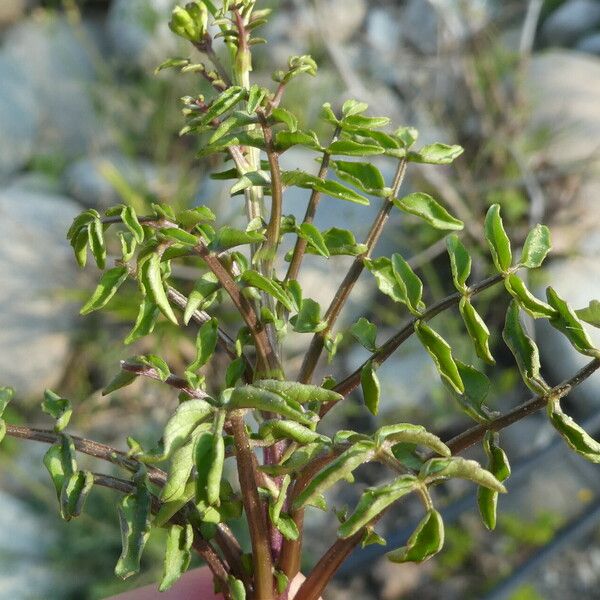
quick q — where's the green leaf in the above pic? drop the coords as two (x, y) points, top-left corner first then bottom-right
(504, 274), (556, 319)
(477, 432), (511, 530)
(141, 254), (178, 325)
(258, 420), (328, 445)
(446, 235), (471, 292)
(448, 362), (493, 423)
(339, 476), (419, 538)
(160, 228), (199, 246)
(42, 390), (73, 432)
(252, 380), (342, 405)
(291, 298), (326, 333)
(159, 524), (193, 592)
(292, 441), (376, 509)
(178, 206), (216, 227)
(342, 99), (368, 117)
(392, 253), (425, 315)
(415, 322), (464, 393)
(282, 170), (370, 205)
(121, 205), (144, 243)
(375, 424), (450, 457)
(197, 131), (266, 156)
(209, 226), (265, 251)
(61, 470), (94, 521)
(155, 57), (190, 73)
(275, 130), (322, 152)
(194, 429), (214, 505)
(361, 361), (380, 416)
(87, 217), (106, 269)
(80, 266), (129, 315)
(118, 232), (137, 261)
(270, 511), (299, 541)
(225, 357), (246, 387)
(195, 86), (246, 129)
(271, 107), (298, 132)
(226, 386), (316, 426)
(297, 223), (330, 257)
(103, 369), (138, 395)
(241, 270), (294, 311)
(547, 287), (599, 358)
(394, 126), (419, 148)
(319, 228), (367, 256)
(206, 412), (226, 506)
(548, 396), (600, 463)
(186, 318), (219, 375)
(484, 204), (512, 273)
(419, 457), (506, 493)
(115, 471), (152, 579)
(394, 192), (463, 231)
(576, 300), (600, 328)
(162, 438), (197, 503)
(328, 140), (384, 156)
(72, 228), (89, 268)
(210, 111), (258, 143)
(331, 160), (386, 195)
(519, 224), (551, 268)
(387, 509), (444, 563)
(459, 297), (495, 364)
(125, 298), (160, 345)
(343, 114), (391, 131)
(408, 143), (464, 165)
(139, 354), (170, 381)
(0, 387), (13, 441)
(184, 273), (220, 325)
(350, 317), (378, 352)
(503, 301), (548, 394)
(230, 170), (271, 194)
(228, 576), (247, 600)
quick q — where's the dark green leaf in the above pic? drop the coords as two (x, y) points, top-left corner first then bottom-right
(320, 228), (367, 256)
(394, 192), (463, 231)
(484, 204), (512, 273)
(42, 390), (72, 432)
(141, 254), (178, 325)
(331, 161), (386, 195)
(350, 317), (378, 352)
(328, 140), (384, 156)
(210, 111), (257, 143)
(160, 228), (199, 246)
(387, 509), (444, 563)
(159, 524), (194, 592)
(459, 297), (495, 364)
(187, 318), (219, 373)
(503, 301), (548, 394)
(226, 357), (247, 387)
(209, 226), (265, 251)
(61, 470), (94, 521)
(291, 298), (326, 333)
(448, 362), (493, 423)
(271, 107), (298, 132)
(408, 143), (464, 164)
(392, 253), (425, 315)
(446, 234), (471, 292)
(252, 380), (342, 405)
(361, 361), (380, 416)
(121, 205), (144, 243)
(125, 298), (160, 345)
(504, 274), (556, 319)
(241, 270), (294, 311)
(415, 322), (464, 393)
(282, 170), (370, 205)
(547, 287), (599, 357)
(81, 266), (129, 315)
(275, 130), (322, 152)
(88, 218), (106, 269)
(206, 412), (226, 506)
(519, 224), (551, 268)
(162, 437), (198, 503)
(184, 273), (220, 325)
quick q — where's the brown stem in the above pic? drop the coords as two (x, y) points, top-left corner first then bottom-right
(331, 272), (505, 402)
(296, 358), (600, 600)
(284, 127), (341, 284)
(230, 411), (274, 599)
(298, 159), (408, 383)
(194, 242), (282, 377)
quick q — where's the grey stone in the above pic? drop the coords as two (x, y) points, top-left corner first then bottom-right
(401, 0), (439, 55)
(541, 0), (600, 47)
(315, 0), (367, 44)
(107, 0), (180, 70)
(576, 31), (600, 54)
(0, 182), (81, 398)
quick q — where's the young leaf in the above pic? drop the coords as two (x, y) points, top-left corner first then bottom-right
(121, 205), (144, 243)
(387, 509), (444, 563)
(459, 297), (495, 364)
(276, 130), (322, 152)
(342, 99), (368, 117)
(162, 439), (197, 503)
(420, 457), (506, 493)
(141, 254), (178, 325)
(187, 318), (219, 373)
(241, 270), (294, 311)
(350, 317), (378, 352)
(394, 193), (463, 231)
(194, 429), (214, 505)
(125, 298), (160, 345)
(61, 470), (94, 521)
(484, 204), (512, 273)
(328, 139), (384, 157)
(292, 441), (376, 509)
(391, 253), (425, 315)
(271, 107), (298, 132)
(80, 266), (129, 315)
(576, 300), (600, 328)
(477, 432), (511, 530)
(311, 227), (367, 257)
(210, 111), (258, 143)
(282, 170), (370, 205)
(546, 287), (599, 358)
(228, 576), (247, 600)
(331, 160), (386, 195)
(206, 412), (226, 506)
(209, 226), (265, 251)
(42, 390), (73, 432)
(408, 143), (463, 164)
(270, 511), (300, 541)
(361, 361), (380, 416)
(160, 228), (199, 246)
(415, 322), (464, 394)
(375, 424), (450, 457)
(72, 228), (89, 268)
(297, 223), (330, 257)
(159, 524), (194, 592)
(547, 396), (600, 463)
(446, 234), (471, 292)
(88, 218), (107, 269)
(184, 273), (220, 325)
(115, 471), (152, 579)
(252, 380), (342, 405)
(291, 298), (326, 333)
(502, 300), (549, 394)
(449, 362), (493, 423)
(196, 86), (246, 128)
(0, 387), (13, 443)
(258, 420), (328, 445)
(338, 476), (419, 538)
(519, 224), (551, 268)
(504, 274), (556, 319)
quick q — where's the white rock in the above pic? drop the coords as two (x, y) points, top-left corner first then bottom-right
(0, 182), (81, 397)
(541, 0), (600, 47)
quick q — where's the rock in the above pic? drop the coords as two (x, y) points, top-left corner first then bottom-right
(316, 0), (367, 44)
(0, 181), (81, 398)
(107, 0), (180, 70)
(401, 0), (439, 55)
(541, 0), (600, 47)
(64, 153), (160, 210)
(576, 32), (600, 54)
(0, 0), (28, 28)
(535, 257), (600, 409)
(0, 55), (39, 177)
(1, 15), (112, 159)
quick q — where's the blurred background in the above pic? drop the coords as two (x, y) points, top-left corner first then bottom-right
(1, 0), (600, 598)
